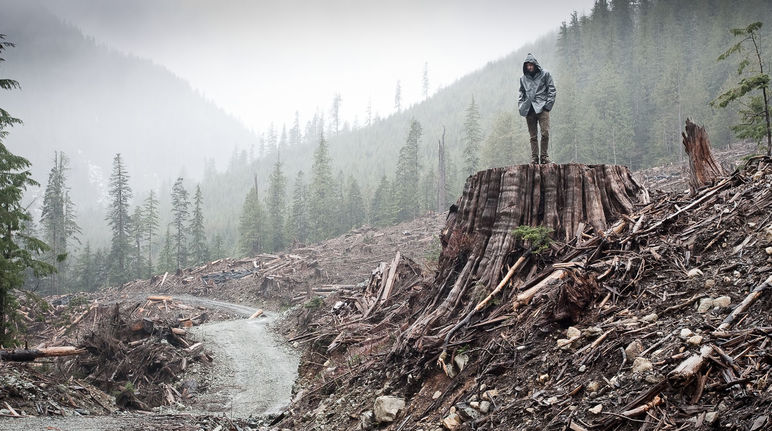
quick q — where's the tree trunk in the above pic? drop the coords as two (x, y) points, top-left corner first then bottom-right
(1, 346), (86, 362)
(681, 119), (725, 194)
(393, 163), (648, 353)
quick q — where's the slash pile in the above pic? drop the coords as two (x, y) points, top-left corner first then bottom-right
(278, 157), (771, 431)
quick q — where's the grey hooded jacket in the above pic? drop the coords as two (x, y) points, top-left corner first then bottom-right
(518, 53), (556, 117)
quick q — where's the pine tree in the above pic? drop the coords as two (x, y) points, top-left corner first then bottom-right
(130, 205), (144, 279)
(266, 159), (287, 251)
(142, 190), (159, 277)
(238, 183), (265, 256)
(210, 233), (225, 260)
(288, 170), (309, 245)
(394, 120), (422, 222)
(74, 242), (95, 291)
(159, 225), (173, 273)
(0, 35), (54, 340)
(463, 97), (483, 176)
(106, 153), (132, 284)
(290, 111), (302, 147)
(40, 151), (80, 294)
(309, 135), (336, 241)
(370, 175), (395, 227)
(345, 176), (365, 230)
(712, 21), (771, 155)
(170, 177), (190, 270)
(189, 185), (208, 265)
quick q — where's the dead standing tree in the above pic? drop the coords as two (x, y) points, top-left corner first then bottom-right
(682, 119), (726, 194)
(392, 163), (649, 354)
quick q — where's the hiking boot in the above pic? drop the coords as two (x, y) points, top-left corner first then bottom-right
(540, 156), (551, 164)
(531, 156), (539, 164)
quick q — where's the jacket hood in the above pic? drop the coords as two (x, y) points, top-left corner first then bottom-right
(523, 53), (542, 75)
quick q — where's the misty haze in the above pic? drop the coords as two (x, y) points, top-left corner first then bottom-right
(1, 0), (771, 430)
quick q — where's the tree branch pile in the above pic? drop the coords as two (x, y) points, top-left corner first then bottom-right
(277, 157), (772, 430)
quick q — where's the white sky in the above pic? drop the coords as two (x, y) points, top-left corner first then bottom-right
(44, 0), (595, 135)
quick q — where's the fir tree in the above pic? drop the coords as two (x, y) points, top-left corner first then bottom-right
(370, 175), (395, 227)
(40, 151), (80, 293)
(142, 190), (160, 277)
(462, 97), (483, 176)
(190, 185), (208, 265)
(159, 225), (173, 273)
(74, 242), (95, 291)
(266, 159), (287, 252)
(170, 177), (190, 270)
(422, 62), (430, 100)
(0, 35), (54, 341)
(712, 21), (771, 155)
(309, 135), (335, 241)
(345, 176), (365, 230)
(288, 170), (309, 245)
(106, 153), (132, 284)
(130, 205), (144, 279)
(394, 120), (422, 222)
(238, 183), (265, 256)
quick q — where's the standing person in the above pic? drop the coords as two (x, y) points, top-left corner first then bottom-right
(518, 53), (556, 164)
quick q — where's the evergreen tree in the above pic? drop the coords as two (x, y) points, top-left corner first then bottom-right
(142, 190), (160, 277)
(170, 177), (190, 269)
(288, 170), (309, 245)
(74, 242), (95, 292)
(0, 35), (54, 340)
(189, 185), (207, 265)
(210, 233), (224, 260)
(290, 111), (302, 147)
(345, 176), (365, 230)
(712, 21), (771, 155)
(309, 135), (336, 241)
(106, 153), (132, 284)
(40, 151), (80, 293)
(266, 159), (287, 252)
(462, 97), (483, 176)
(92, 247), (109, 291)
(129, 205), (144, 279)
(159, 225), (173, 273)
(394, 120), (422, 222)
(238, 183), (265, 256)
(370, 175), (395, 227)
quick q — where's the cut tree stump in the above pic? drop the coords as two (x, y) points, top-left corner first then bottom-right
(393, 163), (648, 353)
(682, 119), (725, 194)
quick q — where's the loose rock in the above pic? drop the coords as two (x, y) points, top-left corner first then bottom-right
(625, 339), (643, 361)
(631, 357), (653, 374)
(713, 295), (731, 308)
(589, 404), (603, 414)
(373, 395), (405, 423)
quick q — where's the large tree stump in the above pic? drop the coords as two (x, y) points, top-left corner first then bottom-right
(682, 119), (725, 194)
(393, 163), (648, 353)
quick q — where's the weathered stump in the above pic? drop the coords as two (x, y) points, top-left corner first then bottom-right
(682, 119), (725, 194)
(393, 163), (648, 352)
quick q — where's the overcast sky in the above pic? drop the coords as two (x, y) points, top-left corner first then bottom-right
(43, 0), (595, 135)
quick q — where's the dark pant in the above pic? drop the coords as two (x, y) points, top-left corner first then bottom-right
(526, 110), (550, 162)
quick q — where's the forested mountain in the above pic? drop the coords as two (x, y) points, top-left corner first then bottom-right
(4, 0), (771, 293)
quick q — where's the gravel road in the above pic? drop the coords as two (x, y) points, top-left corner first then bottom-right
(0, 296), (299, 430)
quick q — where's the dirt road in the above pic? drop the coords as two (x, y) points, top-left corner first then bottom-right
(0, 296), (299, 430)
(180, 296), (299, 418)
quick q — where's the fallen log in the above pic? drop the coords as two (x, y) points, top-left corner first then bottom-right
(147, 295), (173, 302)
(249, 309), (264, 319)
(0, 346), (86, 362)
(717, 274), (772, 331)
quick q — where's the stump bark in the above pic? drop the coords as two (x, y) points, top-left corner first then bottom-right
(393, 163), (648, 352)
(682, 119), (725, 194)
